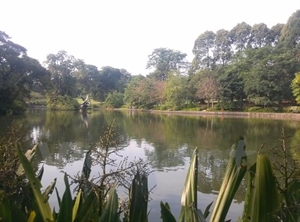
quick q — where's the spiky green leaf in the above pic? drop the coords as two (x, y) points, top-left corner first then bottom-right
(72, 189), (82, 221)
(42, 178), (57, 202)
(126, 172), (148, 222)
(160, 201), (177, 222)
(16, 145), (53, 221)
(243, 154), (280, 222)
(203, 201), (213, 218)
(16, 144), (38, 176)
(57, 173), (73, 222)
(16, 144), (53, 222)
(179, 148), (204, 222)
(73, 189), (99, 222)
(210, 139), (247, 222)
(99, 186), (119, 222)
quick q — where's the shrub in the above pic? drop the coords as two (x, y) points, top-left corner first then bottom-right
(219, 101), (243, 111)
(246, 106), (270, 112)
(47, 95), (79, 110)
(285, 106), (300, 113)
(172, 105), (181, 111)
(104, 91), (124, 108)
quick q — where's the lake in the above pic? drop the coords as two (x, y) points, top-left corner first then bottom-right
(1, 109), (300, 222)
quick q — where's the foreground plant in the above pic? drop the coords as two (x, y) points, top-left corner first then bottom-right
(0, 122), (151, 222)
(270, 129), (300, 222)
(210, 138), (248, 222)
(0, 122), (30, 202)
(242, 153), (280, 222)
(161, 148), (211, 222)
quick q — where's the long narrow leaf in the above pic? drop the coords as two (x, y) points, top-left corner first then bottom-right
(72, 189), (82, 221)
(210, 139), (247, 222)
(42, 178), (57, 202)
(27, 211), (36, 222)
(57, 173), (73, 222)
(99, 186), (119, 222)
(16, 144), (53, 222)
(179, 148), (204, 222)
(0, 199), (11, 222)
(203, 201), (213, 219)
(16, 144), (38, 176)
(126, 172), (149, 222)
(160, 202), (177, 222)
(37, 165), (44, 181)
(81, 150), (92, 180)
(242, 154), (280, 222)
(74, 189), (99, 222)
(55, 187), (62, 208)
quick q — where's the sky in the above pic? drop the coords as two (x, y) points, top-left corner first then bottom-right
(0, 0), (299, 76)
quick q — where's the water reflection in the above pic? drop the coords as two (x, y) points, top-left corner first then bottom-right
(2, 109), (300, 221)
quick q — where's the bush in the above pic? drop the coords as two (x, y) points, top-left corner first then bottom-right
(104, 91), (124, 108)
(159, 105), (168, 110)
(219, 101), (243, 111)
(172, 105), (181, 111)
(184, 102), (196, 109)
(47, 95), (80, 110)
(159, 103), (174, 110)
(246, 106), (274, 112)
(285, 106), (300, 113)
(11, 99), (27, 113)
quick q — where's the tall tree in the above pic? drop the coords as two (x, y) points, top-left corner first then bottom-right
(250, 23), (270, 48)
(164, 72), (189, 108)
(83, 64), (101, 99)
(192, 31), (216, 70)
(146, 48), (188, 81)
(218, 65), (245, 108)
(44, 51), (76, 96)
(230, 22), (252, 51)
(0, 31), (50, 114)
(73, 60), (101, 98)
(98, 66), (131, 100)
(124, 75), (147, 107)
(124, 75), (165, 108)
(269, 23), (284, 46)
(194, 70), (220, 108)
(241, 47), (297, 105)
(213, 29), (232, 66)
(280, 10), (300, 48)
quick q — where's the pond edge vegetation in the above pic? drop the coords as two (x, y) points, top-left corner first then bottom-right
(1, 10), (300, 116)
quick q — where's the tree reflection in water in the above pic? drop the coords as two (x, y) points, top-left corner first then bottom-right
(2, 109), (299, 221)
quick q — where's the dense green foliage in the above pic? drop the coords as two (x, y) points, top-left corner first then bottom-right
(0, 31), (50, 114)
(46, 94), (80, 110)
(1, 10), (300, 112)
(291, 72), (300, 104)
(104, 91), (124, 108)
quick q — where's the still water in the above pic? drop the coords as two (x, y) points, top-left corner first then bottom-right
(2, 109), (300, 222)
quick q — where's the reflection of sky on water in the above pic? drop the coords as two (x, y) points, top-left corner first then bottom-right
(36, 138), (243, 222)
(30, 126), (50, 143)
(2, 109), (298, 222)
(37, 141), (86, 168)
(17, 110), (289, 221)
(40, 159), (86, 210)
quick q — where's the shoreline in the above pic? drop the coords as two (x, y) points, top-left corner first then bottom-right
(27, 106), (300, 120)
(116, 108), (300, 120)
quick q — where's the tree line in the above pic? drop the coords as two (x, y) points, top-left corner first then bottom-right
(1, 10), (300, 114)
